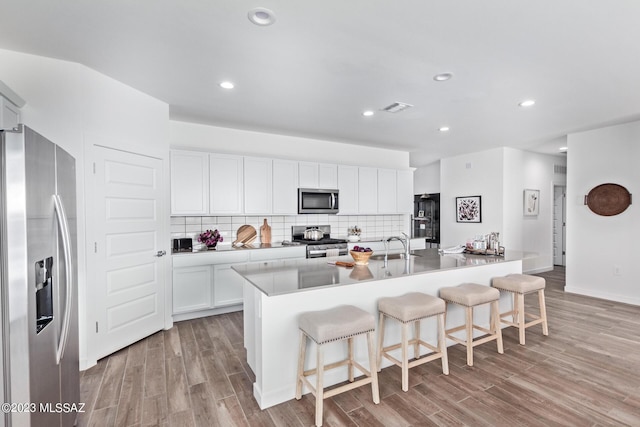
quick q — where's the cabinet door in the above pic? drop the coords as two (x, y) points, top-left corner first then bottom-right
(244, 156), (272, 214)
(358, 167), (378, 214)
(396, 169), (414, 214)
(298, 162), (319, 188)
(337, 165), (358, 214)
(318, 163), (338, 189)
(210, 154), (243, 214)
(213, 263), (245, 307)
(377, 169), (397, 214)
(170, 150), (209, 215)
(273, 159), (299, 214)
(173, 266), (212, 313)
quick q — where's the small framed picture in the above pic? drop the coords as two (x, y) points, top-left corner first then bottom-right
(456, 196), (482, 223)
(524, 189), (540, 216)
(417, 210), (425, 218)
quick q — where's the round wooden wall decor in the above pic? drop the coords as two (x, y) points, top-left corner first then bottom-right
(585, 183), (632, 216)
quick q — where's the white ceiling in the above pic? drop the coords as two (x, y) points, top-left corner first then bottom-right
(1, 1), (639, 166)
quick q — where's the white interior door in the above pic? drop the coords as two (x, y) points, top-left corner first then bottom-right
(92, 146), (165, 360)
(553, 186), (566, 266)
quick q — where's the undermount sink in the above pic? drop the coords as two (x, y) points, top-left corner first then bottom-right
(369, 253), (420, 260)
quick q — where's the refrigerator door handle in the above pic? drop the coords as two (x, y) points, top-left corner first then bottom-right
(53, 194), (73, 365)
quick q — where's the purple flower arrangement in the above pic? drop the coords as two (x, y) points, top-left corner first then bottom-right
(198, 229), (223, 247)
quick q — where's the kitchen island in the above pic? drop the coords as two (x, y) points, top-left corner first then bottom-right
(233, 248), (524, 409)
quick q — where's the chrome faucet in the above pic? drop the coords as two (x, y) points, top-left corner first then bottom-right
(384, 232), (410, 267)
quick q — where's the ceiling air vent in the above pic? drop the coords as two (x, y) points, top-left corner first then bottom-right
(381, 102), (413, 113)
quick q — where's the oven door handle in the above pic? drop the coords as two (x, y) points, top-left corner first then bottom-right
(330, 193), (336, 209)
(308, 249), (327, 256)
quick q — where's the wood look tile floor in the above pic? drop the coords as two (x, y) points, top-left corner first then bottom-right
(78, 267), (640, 426)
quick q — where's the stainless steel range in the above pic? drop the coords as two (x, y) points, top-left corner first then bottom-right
(292, 225), (348, 258)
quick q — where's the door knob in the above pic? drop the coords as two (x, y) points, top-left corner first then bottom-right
(155, 250), (167, 257)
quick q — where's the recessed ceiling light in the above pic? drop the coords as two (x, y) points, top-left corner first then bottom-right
(559, 146), (568, 152)
(362, 110), (374, 117)
(248, 7), (276, 26)
(438, 126), (450, 132)
(519, 99), (536, 107)
(433, 73), (453, 82)
(219, 81), (235, 89)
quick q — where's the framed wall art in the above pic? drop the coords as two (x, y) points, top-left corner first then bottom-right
(524, 189), (540, 216)
(456, 196), (482, 223)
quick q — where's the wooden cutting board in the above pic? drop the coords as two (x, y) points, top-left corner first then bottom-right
(260, 218), (272, 244)
(233, 225), (257, 246)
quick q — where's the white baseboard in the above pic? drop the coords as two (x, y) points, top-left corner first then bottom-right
(523, 266), (554, 274)
(564, 286), (640, 307)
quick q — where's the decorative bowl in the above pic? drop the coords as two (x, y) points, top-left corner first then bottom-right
(347, 235), (360, 242)
(350, 250), (373, 265)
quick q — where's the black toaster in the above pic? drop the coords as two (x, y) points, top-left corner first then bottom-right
(172, 238), (193, 252)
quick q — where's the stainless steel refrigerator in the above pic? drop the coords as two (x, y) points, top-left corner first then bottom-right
(1, 125), (80, 426)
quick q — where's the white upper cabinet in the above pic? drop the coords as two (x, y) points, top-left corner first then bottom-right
(169, 149), (412, 216)
(396, 169), (414, 214)
(298, 162), (318, 188)
(170, 150), (209, 215)
(244, 156), (273, 214)
(273, 159), (299, 214)
(210, 153), (243, 214)
(358, 167), (378, 214)
(318, 163), (338, 189)
(377, 168), (397, 214)
(299, 162), (338, 189)
(337, 165), (358, 215)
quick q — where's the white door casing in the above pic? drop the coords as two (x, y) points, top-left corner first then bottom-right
(553, 185), (566, 266)
(92, 146), (166, 360)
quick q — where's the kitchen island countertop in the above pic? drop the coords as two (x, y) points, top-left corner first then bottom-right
(233, 248), (524, 296)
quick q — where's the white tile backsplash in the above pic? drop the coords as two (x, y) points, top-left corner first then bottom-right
(170, 217), (186, 225)
(171, 214), (408, 244)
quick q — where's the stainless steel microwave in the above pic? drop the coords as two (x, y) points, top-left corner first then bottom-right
(298, 188), (339, 214)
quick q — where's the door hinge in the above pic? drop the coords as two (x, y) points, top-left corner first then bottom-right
(94, 242), (97, 253)
(95, 322), (99, 333)
(93, 162), (96, 174)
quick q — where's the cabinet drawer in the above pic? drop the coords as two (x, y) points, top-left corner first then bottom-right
(249, 247), (306, 261)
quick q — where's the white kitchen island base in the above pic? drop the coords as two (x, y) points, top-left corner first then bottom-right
(237, 250), (523, 409)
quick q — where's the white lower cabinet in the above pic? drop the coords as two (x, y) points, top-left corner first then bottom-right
(173, 265), (213, 313)
(213, 263), (245, 307)
(172, 246), (306, 321)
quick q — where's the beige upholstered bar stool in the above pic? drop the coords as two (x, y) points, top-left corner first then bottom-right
(491, 274), (549, 345)
(439, 283), (503, 366)
(377, 292), (449, 392)
(296, 305), (380, 427)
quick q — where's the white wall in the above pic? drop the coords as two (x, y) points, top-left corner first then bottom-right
(440, 148), (505, 248)
(504, 148), (567, 272)
(566, 121), (639, 305)
(440, 146), (565, 273)
(0, 49), (170, 369)
(414, 161), (440, 195)
(170, 120), (410, 169)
